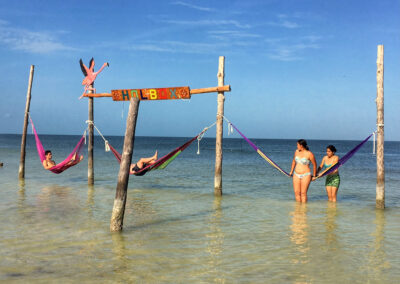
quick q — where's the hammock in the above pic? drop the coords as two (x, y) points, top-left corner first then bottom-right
(315, 133), (374, 179)
(30, 118), (86, 174)
(227, 121), (291, 177)
(92, 121), (214, 176)
(225, 119), (373, 179)
(108, 135), (201, 176)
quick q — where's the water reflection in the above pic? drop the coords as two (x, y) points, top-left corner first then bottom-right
(86, 184), (95, 216)
(366, 209), (390, 282)
(290, 203), (309, 259)
(111, 232), (128, 273)
(324, 202), (338, 246)
(18, 180), (26, 208)
(36, 185), (80, 221)
(205, 197), (225, 283)
(289, 203), (310, 283)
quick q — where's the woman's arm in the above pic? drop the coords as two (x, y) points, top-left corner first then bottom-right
(289, 152), (296, 176)
(316, 156), (326, 175)
(310, 152), (317, 177)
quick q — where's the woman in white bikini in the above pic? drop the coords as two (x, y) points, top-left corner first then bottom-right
(289, 139), (317, 202)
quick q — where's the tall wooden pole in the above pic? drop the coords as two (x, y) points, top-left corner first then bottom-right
(110, 97), (140, 232)
(88, 86), (94, 185)
(18, 65), (35, 179)
(214, 56), (225, 196)
(376, 45), (385, 209)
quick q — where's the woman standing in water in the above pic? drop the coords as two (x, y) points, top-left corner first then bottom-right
(289, 139), (317, 203)
(317, 145), (340, 202)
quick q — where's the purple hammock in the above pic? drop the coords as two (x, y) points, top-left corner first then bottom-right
(108, 133), (202, 176)
(315, 133), (374, 179)
(228, 121), (373, 179)
(31, 118), (85, 174)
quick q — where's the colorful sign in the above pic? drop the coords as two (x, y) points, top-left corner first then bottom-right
(111, 87), (191, 101)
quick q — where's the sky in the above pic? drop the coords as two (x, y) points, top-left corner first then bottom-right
(0, 0), (399, 141)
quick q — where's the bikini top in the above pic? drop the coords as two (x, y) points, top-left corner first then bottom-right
(295, 156), (310, 165)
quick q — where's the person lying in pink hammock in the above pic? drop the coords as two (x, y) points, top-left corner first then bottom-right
(42, 150), (83, 170)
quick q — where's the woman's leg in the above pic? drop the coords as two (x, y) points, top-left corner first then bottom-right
(293, 175), (302, 202)
(136, 151), (158, 167)
(330, 187), (338, 202)
(326, 186), (333, 201)
(300, 175), (312, 203)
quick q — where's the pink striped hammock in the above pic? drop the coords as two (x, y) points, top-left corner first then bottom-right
(30, 118), (86, 174)
(107, 134), (201, 176)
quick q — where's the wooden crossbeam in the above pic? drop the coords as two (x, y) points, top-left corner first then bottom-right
(82, 85), (231, 100)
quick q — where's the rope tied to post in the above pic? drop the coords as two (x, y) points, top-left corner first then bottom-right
(197, 121), (217, 155)
(372, 130), (378, 155)
(86, 120), (110, 152)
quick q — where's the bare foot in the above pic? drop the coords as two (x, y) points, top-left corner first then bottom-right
(79, 155), (84, 162)
(154, 150), (158, 160)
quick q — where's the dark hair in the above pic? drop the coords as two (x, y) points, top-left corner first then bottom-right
(297, 139), (309, 150)
(45, 150), (52, 156)
(327, 145), (337, 153)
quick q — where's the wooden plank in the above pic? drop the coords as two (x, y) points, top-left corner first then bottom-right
(191, 85), (231, 94)
(111, 87), (191, 101)
(82, 85), (231, 99)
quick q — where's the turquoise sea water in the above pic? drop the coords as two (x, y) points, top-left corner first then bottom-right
(0, 134), (399, 283)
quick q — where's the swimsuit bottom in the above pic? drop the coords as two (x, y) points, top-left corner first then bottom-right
(294, 171), (311, 179)
(132, 163), (148, 176)
(325, 173), (340, 188)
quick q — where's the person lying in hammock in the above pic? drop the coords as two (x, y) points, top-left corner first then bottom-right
(130, 151), (158, 176)
(42, 150), (83, 170)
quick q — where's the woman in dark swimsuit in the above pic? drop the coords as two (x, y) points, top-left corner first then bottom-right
(129, 151), (158, 176)
(316, 145), (340, 202)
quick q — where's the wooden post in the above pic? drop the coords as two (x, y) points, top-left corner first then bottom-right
(376, 45), (385, 209)
(110, 97), (140, 232)
(88, 86), (94, 185)
(214, 56), (225, 196)
(18, 65), (35, 179)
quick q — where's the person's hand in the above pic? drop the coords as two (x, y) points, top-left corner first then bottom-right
(311, 176), (317, 181)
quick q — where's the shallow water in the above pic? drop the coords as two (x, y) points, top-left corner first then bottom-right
(0, 134), (399, 282)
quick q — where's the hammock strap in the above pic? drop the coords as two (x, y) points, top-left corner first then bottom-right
(197, 121), (217, 155)
(373, 131), (376, 155)
(86, 120), (110, 152)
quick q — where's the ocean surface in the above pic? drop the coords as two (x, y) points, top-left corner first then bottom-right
(0, 134), (399, 283)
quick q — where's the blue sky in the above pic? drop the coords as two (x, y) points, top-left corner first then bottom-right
(0, 0), (399, 141)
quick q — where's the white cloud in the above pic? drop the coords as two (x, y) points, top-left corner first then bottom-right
(124, 40), (222, 54)
(267, 14), (300, 29)
(171, 1), (214, 12)
(208, 30), (262, 40)
(265, 36), (321, 61)
(163, 19), (251, 29)
(0, 20), (76, 54)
